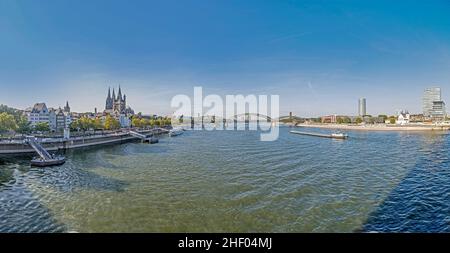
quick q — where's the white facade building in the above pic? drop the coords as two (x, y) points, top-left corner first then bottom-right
(27, 102), (71, 132)
(27, 103), (50, 127)
(397, 111), (410, 125)
(119, 114), (131, 128)
(65, 112), (72, 128)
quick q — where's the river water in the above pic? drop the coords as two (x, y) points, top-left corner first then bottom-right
(0, 126), (449, 232)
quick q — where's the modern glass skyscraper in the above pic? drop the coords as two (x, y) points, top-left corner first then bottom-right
(358, 98), (366, 116)
(431, 101), (446, 121)
(423, 87), (441, 116)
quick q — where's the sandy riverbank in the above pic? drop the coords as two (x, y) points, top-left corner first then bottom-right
(293, 123), (450, 132)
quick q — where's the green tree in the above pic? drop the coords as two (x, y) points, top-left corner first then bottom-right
(355, 117), (363, 124)
(131, 116), (142, 128)
(93, 118), (104, 129)
(0, 105), (16, 115)
(378, 115), (388, 122)
(343, 117), (351, 124)
(34, 122), (50, 132)
(0, 105), (27, 133)
(140, 118), (149, 128)
(70, 117), (103, 132)
(337, 117), (344, 124)
(16, 116), (31, 134)
(389, 117), (396, 124)
(78, 117), (92, 131)
(70, 120), (80, 131)
(104, 115), (120, 130)
(164, 117), (171, 126)
(140, 119), (147, 128)
(0, 112), (18, 133)
(0, 105), (20, 120)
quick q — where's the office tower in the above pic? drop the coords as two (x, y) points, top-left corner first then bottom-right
(430, 101), (446, 122)
(423, 87), (441, 117)
(358, 98), (366, 116)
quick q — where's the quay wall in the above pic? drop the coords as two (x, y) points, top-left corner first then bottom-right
(0, 130), (159, 155)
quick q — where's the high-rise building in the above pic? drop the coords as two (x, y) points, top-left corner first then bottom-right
(430, 101), (446, 122)
(358, 98), (366, 116)
(423, 87), (441, 117)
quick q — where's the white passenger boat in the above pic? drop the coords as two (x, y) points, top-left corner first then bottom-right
(331, 133), (349, 139)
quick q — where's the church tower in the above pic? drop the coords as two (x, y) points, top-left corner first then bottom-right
(105, 87), (113, 110)
(113, 85), (126, 114)
(112, 88), (116, 111)
(105, 86), (128, 114)
(64, 101), (71, 113)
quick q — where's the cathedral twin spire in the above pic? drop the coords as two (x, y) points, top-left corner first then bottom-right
(105, 86), (127, 113)
(107, 86), (124, 101)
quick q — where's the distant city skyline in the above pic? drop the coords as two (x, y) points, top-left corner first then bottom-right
(1, 0), (450, 116)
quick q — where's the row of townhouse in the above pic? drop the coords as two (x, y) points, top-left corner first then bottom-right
(26, 102), (72, 132)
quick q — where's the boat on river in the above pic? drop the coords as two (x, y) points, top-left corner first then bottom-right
(290, 130), (348, 139)
(330, 133), (349, 139)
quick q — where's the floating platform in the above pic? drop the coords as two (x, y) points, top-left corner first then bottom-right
(26, 137), (66, 167)
(169, 129), (184, 137)
(130, 130), (160, 144)
(30, 156), (66, 167)
(143, 137), (159, 144)
(289, 130), (348, 139)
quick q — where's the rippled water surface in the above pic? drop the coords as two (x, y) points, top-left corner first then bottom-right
(1, 127), (449, 232)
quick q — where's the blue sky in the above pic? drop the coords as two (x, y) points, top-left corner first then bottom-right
(1, 0), (450, 116)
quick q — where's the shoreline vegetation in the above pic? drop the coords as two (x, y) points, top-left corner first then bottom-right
(286, 123), (450, 132)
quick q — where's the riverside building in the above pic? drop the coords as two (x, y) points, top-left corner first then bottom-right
(430, 101), (446, 122)
(423, 87), (441, 117)
(27, 102), (72, 132)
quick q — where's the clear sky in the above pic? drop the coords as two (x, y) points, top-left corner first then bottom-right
(1, 0), (450, 117)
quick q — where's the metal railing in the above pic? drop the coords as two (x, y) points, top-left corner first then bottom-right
(26, 137), (52, 160)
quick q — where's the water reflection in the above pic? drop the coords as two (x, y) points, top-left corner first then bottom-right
(363, 133), (450, 232)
